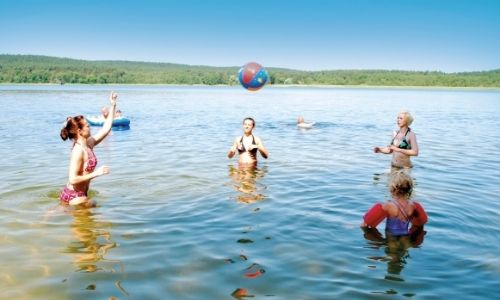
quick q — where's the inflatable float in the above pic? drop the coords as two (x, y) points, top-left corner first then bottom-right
(86, 116), (130, 127)
(363, 201), (428, 228)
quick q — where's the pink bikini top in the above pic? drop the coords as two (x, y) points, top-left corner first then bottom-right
(74, 142), (98, 172)
(84, 147), (97, 172)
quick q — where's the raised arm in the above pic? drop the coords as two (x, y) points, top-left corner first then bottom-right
(89, 92), (117, 147)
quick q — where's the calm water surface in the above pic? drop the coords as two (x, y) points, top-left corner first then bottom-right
(0, 85), (499, 299)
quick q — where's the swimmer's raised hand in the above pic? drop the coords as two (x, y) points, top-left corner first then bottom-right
(110, 92), (118, 105)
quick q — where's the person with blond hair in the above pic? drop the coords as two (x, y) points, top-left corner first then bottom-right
(361, 170), (428, 236)
(374, 111), (419, 168)
(297, 116), (314, 129)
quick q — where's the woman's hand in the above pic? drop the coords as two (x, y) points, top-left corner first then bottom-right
(389, 145), (399, 153)
(254, 137), (268, 159)
(236, 141), (244, 151)
(90, 92), (116, 146)
(228, 139), (240, 159)
(96, 165), (110, 177)
(374, 146), (393, 154)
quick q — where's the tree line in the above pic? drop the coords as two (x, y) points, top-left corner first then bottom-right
(1, 54), (499, 87)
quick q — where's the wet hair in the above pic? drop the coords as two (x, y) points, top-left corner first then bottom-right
(389, 170), (414, 198)
(60, 115), (86, 141)
(399, 111), (414, 126)
(243, 117), (255, 128)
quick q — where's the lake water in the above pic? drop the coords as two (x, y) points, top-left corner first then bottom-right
(0, 85), (499, 299)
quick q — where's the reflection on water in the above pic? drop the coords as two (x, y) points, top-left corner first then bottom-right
(64, 208), (119, 273)
(225, 165), (269, 298)
(231, 287), (255, 299)
(228, 165), (268, 203)
(363, 226), (426, 282)
(373, 167), (416, 186)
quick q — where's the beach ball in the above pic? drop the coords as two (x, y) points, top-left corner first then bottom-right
(238, 62), (269, 91)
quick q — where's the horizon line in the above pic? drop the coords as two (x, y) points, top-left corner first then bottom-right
(1, 53), (499, 74)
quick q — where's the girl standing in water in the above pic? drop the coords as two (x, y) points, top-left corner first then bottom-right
(361, 170), (428, 236)
(59, 92), (118, 207)
(228, 117), (269, 167)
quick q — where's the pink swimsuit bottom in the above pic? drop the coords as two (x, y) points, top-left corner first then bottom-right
(59, 143), (97, 203)
(59, 186), (87, 203)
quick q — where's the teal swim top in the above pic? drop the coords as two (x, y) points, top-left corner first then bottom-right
(392, 128), (411, 150)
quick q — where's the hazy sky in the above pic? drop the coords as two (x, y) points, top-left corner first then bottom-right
(1, 0), (499, 72)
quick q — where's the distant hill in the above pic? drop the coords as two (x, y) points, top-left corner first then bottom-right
(1, 54), (499, 87)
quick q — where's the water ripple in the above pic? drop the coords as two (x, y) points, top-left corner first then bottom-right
(1, 86), (499, 299)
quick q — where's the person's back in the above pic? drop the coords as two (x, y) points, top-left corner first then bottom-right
(361, 171), (427, 236)
(384, 199), (415, 236)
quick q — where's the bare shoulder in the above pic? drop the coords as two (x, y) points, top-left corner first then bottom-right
(383, 201), (394, 209)
(254, 135), (264, 143)
(71, 143), (84, 158)
(408, 131), (418, 142)
(383, 201), (398, 216)
(408, 200), (417, 212)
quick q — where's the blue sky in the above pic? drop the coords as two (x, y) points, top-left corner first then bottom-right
(1, 0), (499, 72)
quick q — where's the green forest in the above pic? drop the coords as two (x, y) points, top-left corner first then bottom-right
(1, 54), (499, 87)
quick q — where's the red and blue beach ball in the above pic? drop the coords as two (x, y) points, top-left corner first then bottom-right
(238, 62), (269, 91)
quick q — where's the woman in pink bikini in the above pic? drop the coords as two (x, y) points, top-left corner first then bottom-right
(59, 92), (118, 206)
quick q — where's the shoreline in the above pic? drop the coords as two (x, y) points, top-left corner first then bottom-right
(1, 82), (499, 91)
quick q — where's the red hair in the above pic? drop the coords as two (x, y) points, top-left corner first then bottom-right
(60, 115), (86, 141)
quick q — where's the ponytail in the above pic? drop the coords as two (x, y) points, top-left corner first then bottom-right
(60, 127), (69, 141)
(60, 115), (85, 141)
